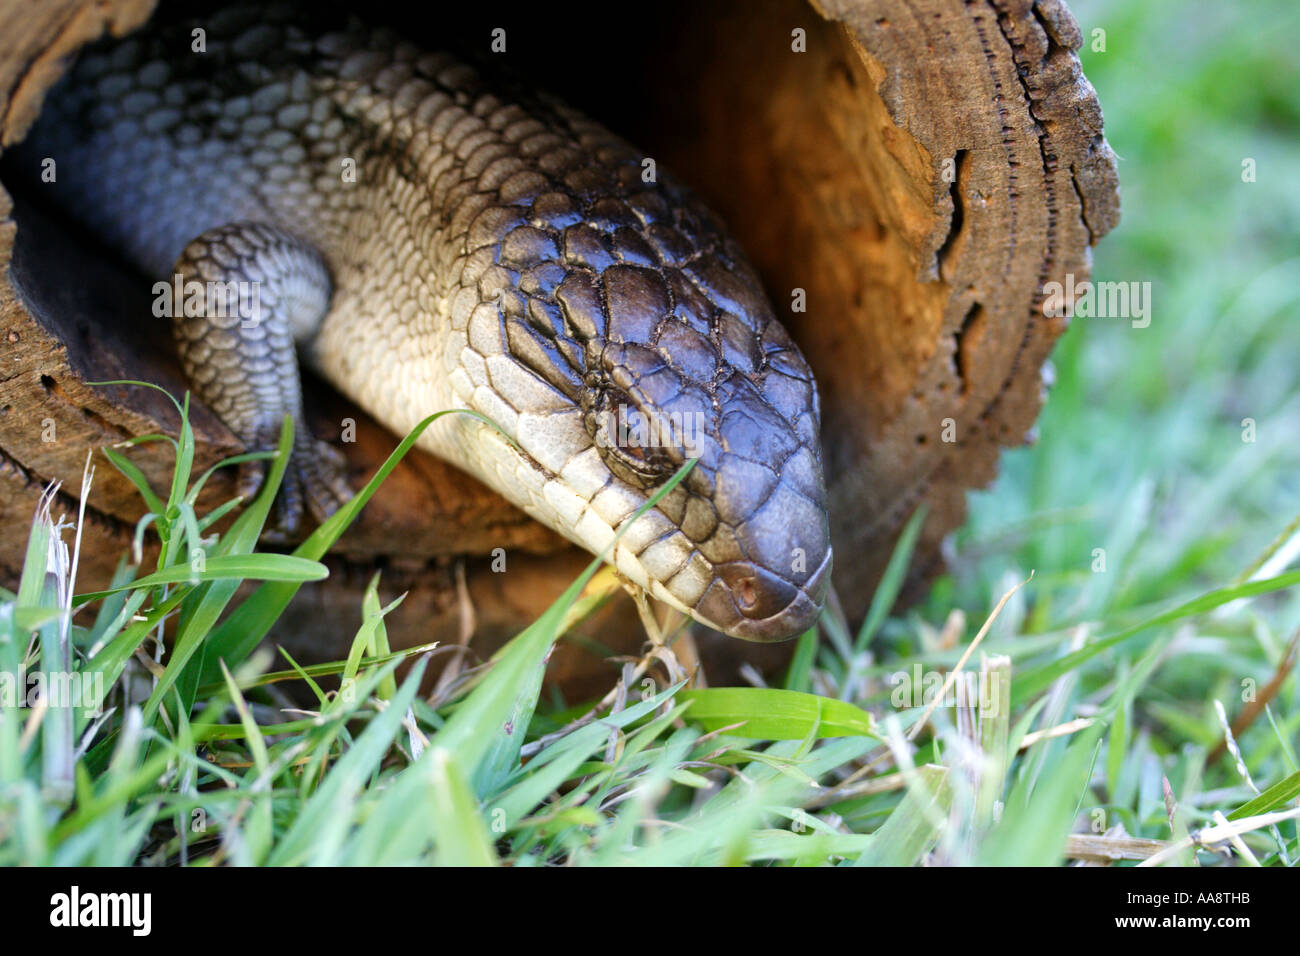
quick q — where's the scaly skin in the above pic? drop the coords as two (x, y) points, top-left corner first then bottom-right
(20, 4), (832, 641)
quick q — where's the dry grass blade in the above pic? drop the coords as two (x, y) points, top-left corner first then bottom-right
(1137, 806), (1300, 867)
(1207, 625), (1299, 764)
(1065, 832), (1168, 863)
(807, 714), (1096, 809)
(908, 572), (1034, 740)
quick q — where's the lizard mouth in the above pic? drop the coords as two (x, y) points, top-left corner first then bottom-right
(693, 547), (834, 643)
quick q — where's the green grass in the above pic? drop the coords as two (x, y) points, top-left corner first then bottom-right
(2, 0), (1298, 866)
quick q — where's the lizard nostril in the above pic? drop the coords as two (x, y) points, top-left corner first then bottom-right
(713, 564), (799, 620)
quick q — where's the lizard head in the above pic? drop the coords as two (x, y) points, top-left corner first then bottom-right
(484, 202), (832, 642)
(440, 103), (832, 642)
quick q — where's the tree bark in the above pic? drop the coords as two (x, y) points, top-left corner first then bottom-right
(0, 0), (1118, 683)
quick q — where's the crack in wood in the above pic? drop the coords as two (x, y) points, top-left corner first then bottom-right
(0, 439), (135, 540)
(935, 148), (968, 277)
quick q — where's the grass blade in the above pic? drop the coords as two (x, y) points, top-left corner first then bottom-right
(679, 687), (876, 740)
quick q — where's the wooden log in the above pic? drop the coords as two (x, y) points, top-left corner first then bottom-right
(0, 0), (1118, 683)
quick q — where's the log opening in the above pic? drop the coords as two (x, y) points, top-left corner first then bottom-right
(0, 0), (1118, 686)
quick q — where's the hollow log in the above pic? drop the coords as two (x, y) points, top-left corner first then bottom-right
(0, 0), (1118, 686)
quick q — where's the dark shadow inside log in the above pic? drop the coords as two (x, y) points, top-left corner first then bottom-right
(0, 0), (1118, 691)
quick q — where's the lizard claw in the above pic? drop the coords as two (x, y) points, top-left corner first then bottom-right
(234, 420), (355, 538)
(298, 433), (355, 525)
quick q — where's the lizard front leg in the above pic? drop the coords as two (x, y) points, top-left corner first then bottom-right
(169, 221), (353, 532)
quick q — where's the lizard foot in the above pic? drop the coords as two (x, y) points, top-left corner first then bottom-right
(235, 419), (355, 539)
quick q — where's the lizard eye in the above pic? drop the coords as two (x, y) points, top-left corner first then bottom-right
(587, 389), (675, 487)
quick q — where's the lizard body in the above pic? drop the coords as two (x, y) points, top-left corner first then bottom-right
(18, 4), (832, 641)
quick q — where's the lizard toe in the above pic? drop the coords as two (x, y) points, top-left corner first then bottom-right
(300, 436), (355, 524)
